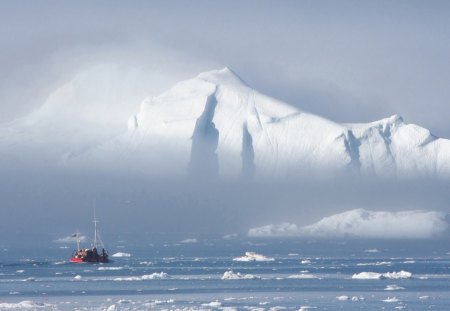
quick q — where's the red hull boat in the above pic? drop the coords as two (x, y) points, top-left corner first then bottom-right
(70, 212), (109, 263)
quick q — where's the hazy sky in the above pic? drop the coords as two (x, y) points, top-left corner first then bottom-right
(1, 0), (450, 137)
(1, 1), (450, 243)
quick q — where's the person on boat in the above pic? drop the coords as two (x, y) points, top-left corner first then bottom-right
(102, 248), (106, 257)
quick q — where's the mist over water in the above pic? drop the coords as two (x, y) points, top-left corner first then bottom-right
(1, 161), (449, 247)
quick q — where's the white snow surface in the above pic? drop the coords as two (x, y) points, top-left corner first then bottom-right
(4, 67), (449, 179)
(249, 208), (447, 238)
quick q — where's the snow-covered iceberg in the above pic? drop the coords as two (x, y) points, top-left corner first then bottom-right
(4, 67), (450, 179)
(249, 208), (448, 239)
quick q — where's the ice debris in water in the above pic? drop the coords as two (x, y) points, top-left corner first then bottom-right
(287, 274), (318, 279)
(111, 252), (131, 257)
(385, 284), (406, 291)
(352, 270), (412, 280)
(180, 238), (198, 244)
(233, 251), (275, 262)
(0, 300), (52, 309)
(201, 300), (222, 307)
(113, 272), (168, 281)
(221, 271), (260, 280)
(382, 297), (400, 303)
(98, 266), (124, 270)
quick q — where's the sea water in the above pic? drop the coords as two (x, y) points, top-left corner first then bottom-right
(1, 238), (450, 310)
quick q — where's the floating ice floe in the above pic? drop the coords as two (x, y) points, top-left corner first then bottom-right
(364, 248), (381, 253)
(233, 252), (275, 262)
(385, 284), (406, 291)
(336, 296), (349, 301)
(356, 261), (391, 266)
(0, 300), (52, 309)
(180, 238), (198, 244)
(113, 272), (168, 281)
(201, 300), (221, 307)
(336, 295), (364, 301)
(352, 270), (412, 280)
(221, 271), (259, 280)
(287, 274), (318, 279)
(98, 266), (123, 271)
(111, 252), (131, 257)
(382, 297), (400, 303)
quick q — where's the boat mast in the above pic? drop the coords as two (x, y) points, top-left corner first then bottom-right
(76, 231), (80, 250)
(93, 209), (98, 249)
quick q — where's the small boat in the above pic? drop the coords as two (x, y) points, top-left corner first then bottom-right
(70, 212), (109, 263)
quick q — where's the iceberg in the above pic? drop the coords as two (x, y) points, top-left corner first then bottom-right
(249, 208), (448, 239)
(5, 67), (450, 179)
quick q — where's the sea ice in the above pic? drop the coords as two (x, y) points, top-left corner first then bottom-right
(221, 271), (260, 280)
(233, 252), (275, 262)
(352, 272), (383, 280)
(382, 297), (400, 302)
(336, 296), (349, 301)
(201, 300), (222, 307)
(352, 271), (412, 280)
(287, 274), (318, 279)
(112, 252), (131, 257)
(0, 301), (51, 309)
(180, 238), (198, 244)
(113, 272), (168, 281)
(385, 284), (406, 291)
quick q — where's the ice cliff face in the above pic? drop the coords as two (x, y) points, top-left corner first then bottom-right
(2, 67), (450, 179)
(73, 67), (450, 179)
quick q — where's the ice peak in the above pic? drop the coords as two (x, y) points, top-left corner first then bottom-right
(197, 67), (247, 88)
(386, 114), (404, 125)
